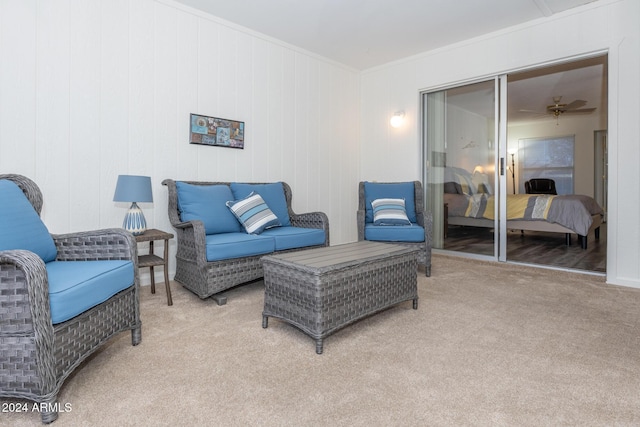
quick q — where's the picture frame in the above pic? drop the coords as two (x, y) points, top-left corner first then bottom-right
(189, 113), (245, 149)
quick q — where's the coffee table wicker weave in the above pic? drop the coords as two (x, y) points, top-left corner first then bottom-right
(261, 241), (419, 354)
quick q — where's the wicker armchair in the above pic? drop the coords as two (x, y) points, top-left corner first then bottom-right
(357, 181), (432, 276)
(0, 174), (141, 424)
(162, 179), (330, 304)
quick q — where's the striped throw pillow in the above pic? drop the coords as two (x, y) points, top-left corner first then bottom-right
(226, 192), (281, 234)
(372, 198), (411, 226)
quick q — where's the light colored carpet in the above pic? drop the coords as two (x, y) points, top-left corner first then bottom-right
(4, 254), (640, 426)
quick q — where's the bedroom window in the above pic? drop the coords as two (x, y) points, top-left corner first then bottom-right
(518, 135), (575, 194)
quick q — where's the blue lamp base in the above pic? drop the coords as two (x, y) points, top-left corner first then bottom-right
(123, 202), (147, 236)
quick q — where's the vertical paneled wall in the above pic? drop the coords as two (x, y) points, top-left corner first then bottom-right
(0, 0), (361, 283)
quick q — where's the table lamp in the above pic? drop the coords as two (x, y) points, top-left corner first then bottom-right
(113, 175), (153, 235)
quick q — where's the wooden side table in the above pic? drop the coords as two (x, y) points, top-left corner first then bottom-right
(135, 229), (174, 306)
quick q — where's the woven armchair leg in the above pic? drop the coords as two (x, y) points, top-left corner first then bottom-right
(212, 295), (227, 306)
(132, 326), (142, 346)
(425, 266), (431, 277)
(40, 398), (58, 424)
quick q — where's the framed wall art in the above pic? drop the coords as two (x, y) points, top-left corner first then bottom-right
(189, 113), (245, 149)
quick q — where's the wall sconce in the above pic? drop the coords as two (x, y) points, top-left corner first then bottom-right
(113, 175), (153, 235)
(390, 111), (405, 128)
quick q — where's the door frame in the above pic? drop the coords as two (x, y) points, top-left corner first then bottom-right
(421, 51), (608, 270)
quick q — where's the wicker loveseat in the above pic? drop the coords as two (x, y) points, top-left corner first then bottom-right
(0, 174), (141, 424)
(162, 179), (330, 304)
(357, 181), (433, 276)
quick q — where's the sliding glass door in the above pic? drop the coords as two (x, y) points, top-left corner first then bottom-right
(422, 77), (507, 260)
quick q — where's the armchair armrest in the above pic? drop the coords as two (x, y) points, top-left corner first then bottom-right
(53, 228), (137, 262)
(420, 211), (433, 269)
(170, 219), (209, 266)
(0, 249), (54, 339)
(290, 211), (330, 246)
(357, 210), (365, 241)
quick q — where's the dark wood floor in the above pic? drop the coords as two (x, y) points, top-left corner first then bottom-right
(443, 223), (606, 273)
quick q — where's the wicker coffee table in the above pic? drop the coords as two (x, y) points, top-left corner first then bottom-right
(261, 241), (419, 354)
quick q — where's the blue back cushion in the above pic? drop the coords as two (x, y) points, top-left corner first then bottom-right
(230, 183), (291, 227)
(0, 180), (57, 262)
(363, 182), (417, 224)
(176, 182), (242, 234)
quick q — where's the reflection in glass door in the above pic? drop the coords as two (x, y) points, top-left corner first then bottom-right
(422, 79), (502, 258)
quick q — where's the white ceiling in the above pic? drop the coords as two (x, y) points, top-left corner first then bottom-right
(172, 0), (605, 123)
(507, 55), (607, 124)
(172, 0), (599, 70)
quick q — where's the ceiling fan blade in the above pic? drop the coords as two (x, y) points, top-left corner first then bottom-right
(565, 99), (587, 110)
(518, 109), (545, 113)
(563, 107), (597, 114)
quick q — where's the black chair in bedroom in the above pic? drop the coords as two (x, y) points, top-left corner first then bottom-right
(525, 178), (557, 195)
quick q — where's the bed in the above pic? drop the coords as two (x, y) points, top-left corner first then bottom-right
(443, 168), (604, 249)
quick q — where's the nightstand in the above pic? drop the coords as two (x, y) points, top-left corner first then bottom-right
(135, 229), (174, 306)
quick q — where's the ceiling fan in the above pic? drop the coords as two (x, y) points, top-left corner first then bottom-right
(519, 96), (597, 124)
(545, 96), (596, 117)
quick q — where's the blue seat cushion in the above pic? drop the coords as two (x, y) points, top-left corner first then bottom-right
(176, 182), (242, 234)
(364, 223), (425, 243)
(230, 183), (291, 227)
(0, 180), (57, 263)
(205, 232), (275, 262)
(46, 260), (134, 324)
(363, 182), (417, 224)
(260, 226), (326, 251)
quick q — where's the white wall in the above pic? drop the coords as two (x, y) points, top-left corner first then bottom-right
(0, 0), (361, 284)
(360, 0), (640, 288)
(446, 105), (492, 175)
